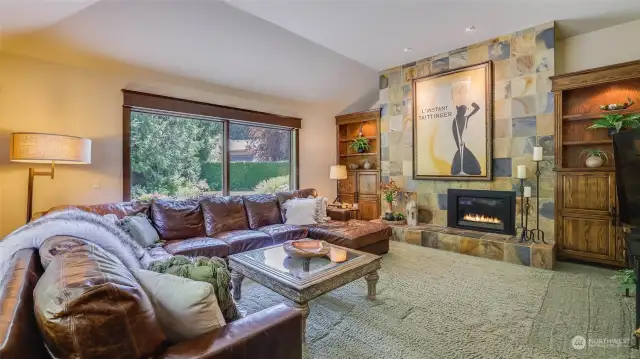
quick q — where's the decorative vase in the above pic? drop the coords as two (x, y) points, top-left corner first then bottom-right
(585, 155), (604, 168)
(385, 201), (393, 214)
(384, 212), (396, 221)
(348, 163), (359, 170)
(363, 159), (374, 170)
(608, 128), (617, 137)
(405, 199), (417, 226)
(357, 147), (366, 153)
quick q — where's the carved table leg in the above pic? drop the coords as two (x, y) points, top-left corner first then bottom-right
(230, 270), (244, 301)
(365, 271), (379, 300)
(293, 301), (310, 341)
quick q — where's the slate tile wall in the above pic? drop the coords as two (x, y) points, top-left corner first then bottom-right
(379, 22), (556, 241)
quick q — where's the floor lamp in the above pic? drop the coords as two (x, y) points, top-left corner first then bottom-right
(10, 133), (92, 223)
(329, 165), (347, 204)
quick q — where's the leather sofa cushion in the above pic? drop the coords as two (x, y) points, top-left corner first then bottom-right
(258, 224), (308, 244)
(212, 230), (271, 254)
(151, 199), (206, 240)
(306, 220), (392, 249)
(33, 243), (165, 358)
(164, 238), (230, 258)
(201, 196), (249, 235)
(0, 249), (48, 359)
(243, 194), (283, 229)
(275, 188), (318, 222)
(39, 201), (150, 219)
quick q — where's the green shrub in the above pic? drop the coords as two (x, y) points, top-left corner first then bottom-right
(201, 162), (290, 191)
(254, 175), (290, 194)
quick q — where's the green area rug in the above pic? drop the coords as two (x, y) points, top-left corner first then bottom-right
(236, 241), (638, 359)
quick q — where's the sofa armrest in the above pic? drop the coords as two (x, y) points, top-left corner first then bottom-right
(327, 208), (351, 221)
(159, 304), (302, 359)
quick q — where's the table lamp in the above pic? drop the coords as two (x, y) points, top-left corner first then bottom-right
(329, 165), (347, 204)
(10, 133), (92, 222)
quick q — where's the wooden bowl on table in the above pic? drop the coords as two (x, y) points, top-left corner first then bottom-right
(283, 240), (330, 259)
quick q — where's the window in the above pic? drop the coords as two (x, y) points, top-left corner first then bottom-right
(229, 123), (291, 195)
(123, 91), (300, 201)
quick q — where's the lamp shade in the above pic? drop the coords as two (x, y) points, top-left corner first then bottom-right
(10, 133), (91, 164)
(329, 165), (347, 180)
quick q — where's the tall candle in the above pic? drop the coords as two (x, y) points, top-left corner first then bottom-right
(516, 165), (527, 179)
(524, 187), (532, 197)
(533, 147), (543, 161)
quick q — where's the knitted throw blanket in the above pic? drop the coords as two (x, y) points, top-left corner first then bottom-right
(0, 209), (151, 286)
(148, 255), (241, 322)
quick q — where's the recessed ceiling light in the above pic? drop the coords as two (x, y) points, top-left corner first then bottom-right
(404, 47), (412, 52)
(465, 26), (476, 33)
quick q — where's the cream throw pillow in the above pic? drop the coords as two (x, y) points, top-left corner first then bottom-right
(283, 198), (318, 225)
(133, 269), (225, 342)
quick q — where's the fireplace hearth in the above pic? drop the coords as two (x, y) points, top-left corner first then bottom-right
(447, 189), (516, 235)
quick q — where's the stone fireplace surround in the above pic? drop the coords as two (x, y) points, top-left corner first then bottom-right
(379, 189), (555, 269)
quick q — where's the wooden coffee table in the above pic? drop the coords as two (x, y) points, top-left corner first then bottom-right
(228, 243), (381, 337)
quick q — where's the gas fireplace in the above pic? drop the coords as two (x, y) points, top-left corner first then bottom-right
(447, 189), (516, 235)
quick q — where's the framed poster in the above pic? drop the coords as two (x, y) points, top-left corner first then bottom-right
(412, 61), (493, 181)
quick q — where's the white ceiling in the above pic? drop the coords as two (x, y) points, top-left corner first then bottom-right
(229, 0), (640, 71)
(1, 0), (639, 104)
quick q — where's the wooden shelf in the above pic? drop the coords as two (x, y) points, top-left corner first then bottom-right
(563, 139), (612, 146)
(339, 153), (378, 157)
(562, 108), (640, 121)
(345, 169), (380, 172)
(338, 136), (376, 143)
(554, 167), (614, 172)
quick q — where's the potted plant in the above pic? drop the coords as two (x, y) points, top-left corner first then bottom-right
(380, 180), (400, 221)
(579, 148), (609, 168)
(611, 269), (636, 297)
(588, 113), (640, 136)
(349, 136), (371, 153)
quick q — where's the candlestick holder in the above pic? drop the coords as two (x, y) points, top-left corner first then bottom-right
(528, 160), (547, 244)
(521, 197), (532, 242)
(515, 179), (527, 240)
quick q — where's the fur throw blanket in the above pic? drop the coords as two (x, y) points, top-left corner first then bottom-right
(0, 209), (152, 286)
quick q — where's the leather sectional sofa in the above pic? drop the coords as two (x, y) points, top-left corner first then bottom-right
(35, 188), (392, 258)
(0, 189), (391, 358)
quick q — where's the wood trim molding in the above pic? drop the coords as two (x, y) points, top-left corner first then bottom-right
(551, 59), (640, 91)
(335, 109), (380, 125)
(122, 107), (132, 201)
(122, 90), (302, 129)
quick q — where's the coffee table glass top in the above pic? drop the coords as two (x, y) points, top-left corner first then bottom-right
(236, 244), (364, 281)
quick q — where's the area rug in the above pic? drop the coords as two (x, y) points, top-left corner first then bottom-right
(236, 241), (637, 359)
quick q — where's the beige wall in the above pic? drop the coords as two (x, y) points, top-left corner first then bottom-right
(0, 52), (337, 236)
(557, 19), (640, 74)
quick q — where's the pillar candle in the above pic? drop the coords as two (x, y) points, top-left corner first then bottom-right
(524, 186), (532, 197)
(533, 147), (543, 161)
(516, 165), (527, 179)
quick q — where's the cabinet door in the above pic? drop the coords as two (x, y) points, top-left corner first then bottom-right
(357, 172), (378, 196)
(338, 172), (356, 195)
(558, 214), (617, 262)
(358, 196), (379, 221)
(560, 172), (615, 216)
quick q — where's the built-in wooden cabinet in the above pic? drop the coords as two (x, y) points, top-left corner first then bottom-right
(335, 109), (381, 221)
(551, 60), (640, 267)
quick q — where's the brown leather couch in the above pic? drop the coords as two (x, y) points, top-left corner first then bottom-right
(0, 247), (302, 359)
(35, 188), (392, 258)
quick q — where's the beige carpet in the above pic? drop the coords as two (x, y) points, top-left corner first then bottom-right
(236, 241), (638, 359)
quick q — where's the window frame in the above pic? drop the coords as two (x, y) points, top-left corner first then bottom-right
(122, 90), (300, 201)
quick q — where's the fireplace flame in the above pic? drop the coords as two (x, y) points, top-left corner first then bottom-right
(462, 213), (502, 224)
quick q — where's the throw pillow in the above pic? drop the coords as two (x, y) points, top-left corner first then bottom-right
(118, 213), (159, 248)
(147, 255), (241, 322)
(309, 196), (330, 223)
(283, 198), (317, 225)
(133, 269), (226, 342)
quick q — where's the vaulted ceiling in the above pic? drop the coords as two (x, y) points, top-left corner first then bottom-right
(1, 0), (639, 104)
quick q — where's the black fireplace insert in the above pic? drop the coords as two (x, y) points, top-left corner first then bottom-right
(447, 189), (516, 235)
